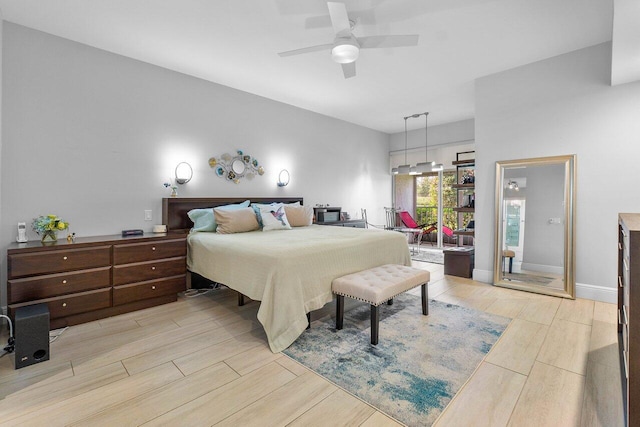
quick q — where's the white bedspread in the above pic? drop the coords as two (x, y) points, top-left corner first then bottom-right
(187, 225), (411, 352)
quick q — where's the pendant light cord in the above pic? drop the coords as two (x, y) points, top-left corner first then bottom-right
(404, 117), (408, 165)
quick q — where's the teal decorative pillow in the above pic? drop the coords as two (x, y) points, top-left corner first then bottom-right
(260, 205), (292, 231)
(188, 200), (250, 232)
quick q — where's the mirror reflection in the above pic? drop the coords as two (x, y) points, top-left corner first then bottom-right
(494, 155), (576, 298)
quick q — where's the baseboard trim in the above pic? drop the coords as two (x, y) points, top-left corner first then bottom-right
(575, 282), (617, 304)
(471, 270), (616, 303)
(473, 269), (493, 283)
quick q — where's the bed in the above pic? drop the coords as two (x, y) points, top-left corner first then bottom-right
(162, 197), (411, 353)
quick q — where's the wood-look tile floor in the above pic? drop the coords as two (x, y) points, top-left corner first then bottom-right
(0, 261), (623, 426)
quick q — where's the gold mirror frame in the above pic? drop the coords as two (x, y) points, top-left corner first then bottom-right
(493, 155), (576, 299)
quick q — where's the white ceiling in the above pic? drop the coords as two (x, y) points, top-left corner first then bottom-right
(0, 0), (615, 133)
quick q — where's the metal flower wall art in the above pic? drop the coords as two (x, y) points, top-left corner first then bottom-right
(209, 150), (264, 184)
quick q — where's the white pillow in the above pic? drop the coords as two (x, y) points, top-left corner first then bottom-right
(260, 205), (292, 231)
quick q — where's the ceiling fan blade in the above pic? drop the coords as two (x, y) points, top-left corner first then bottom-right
(327, 2), (351, 36)
(278, 43), (333, 57)
(358, 35), (419, 49)
(341, 62), (356, 79)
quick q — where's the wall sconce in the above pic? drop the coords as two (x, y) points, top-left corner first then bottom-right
(175, 162), (193, 184)
(277, 169), (290, 187)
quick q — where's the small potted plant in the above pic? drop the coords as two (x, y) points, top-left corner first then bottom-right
(32, 214), (69, 242)
(163, 180), (178, 197)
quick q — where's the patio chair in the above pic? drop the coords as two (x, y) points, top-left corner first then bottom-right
(397, 211), (429, 250)
(398, 211), (456, 247)
(384, 207), (400, 230)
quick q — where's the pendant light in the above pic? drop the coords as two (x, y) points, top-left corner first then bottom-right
(415, 112), (444, 173)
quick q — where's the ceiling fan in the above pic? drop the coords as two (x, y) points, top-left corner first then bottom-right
(278, 2), (419, 79)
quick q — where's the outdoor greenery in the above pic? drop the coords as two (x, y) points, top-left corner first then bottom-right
(415, 172), (473, 229)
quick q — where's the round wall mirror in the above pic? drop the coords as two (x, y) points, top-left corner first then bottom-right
(232, 159), (246, 175)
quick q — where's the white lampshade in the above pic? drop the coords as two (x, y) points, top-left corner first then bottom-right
(409, 166), (420, 175)
(391, 167), (399, 175)
(396, 164), (411, 174)
(332, 42), (359, 64)
(432, 163), (444, 172)
(415, 161), (434, 173)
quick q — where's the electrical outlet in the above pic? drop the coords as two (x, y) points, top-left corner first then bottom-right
(144, 210), (152, 221)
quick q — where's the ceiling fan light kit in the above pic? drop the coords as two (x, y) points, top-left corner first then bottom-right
(331, 37), (359, 64)
(278, 2), (418, 78)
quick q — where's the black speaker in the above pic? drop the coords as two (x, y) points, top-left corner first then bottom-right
(14, 303), (50, 369)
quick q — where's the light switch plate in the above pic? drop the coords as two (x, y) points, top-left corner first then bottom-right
(144, 210), (152, 221)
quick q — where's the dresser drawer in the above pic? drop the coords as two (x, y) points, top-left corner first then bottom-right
(8, 246), (111, 278)
(113, 275), (186, 305)
(8, 267), (111, 304)
(113, 239), (186, 264)
(112, 257), (186, 286)
(9, 288), (112, 321)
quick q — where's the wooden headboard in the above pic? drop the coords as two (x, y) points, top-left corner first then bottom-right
(162, 197), (304, 232)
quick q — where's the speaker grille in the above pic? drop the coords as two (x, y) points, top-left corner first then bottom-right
(14, 303), (50, 369)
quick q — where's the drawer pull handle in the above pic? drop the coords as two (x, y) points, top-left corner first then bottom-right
(151, 266), (156, 270)
(62, 302), (67, 307)
(152, 285), (156, 290)
(62, 280), (67, 284)
(63, 256), (68, 260)
(152, 247), (156, 251)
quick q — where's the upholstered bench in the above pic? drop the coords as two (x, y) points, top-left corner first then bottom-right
(331, 264), (430, 345)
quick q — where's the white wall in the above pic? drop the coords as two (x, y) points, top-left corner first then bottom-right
(0, 23), (392, 307)
(475, 42), (640, 302)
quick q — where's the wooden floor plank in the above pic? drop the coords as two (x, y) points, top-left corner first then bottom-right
(215, 371), (337, 427)
(434, 362), (527, 427)
(485, 318), (549, 376)
(0, 362), (128, 422)
(142, 362), (296, 426)
(72, 319), (220, 374)
(70, 362), (239, 426)
(2, 362), (184, 427)
(173, 330), (266, 376)
(507, 361), (585, 426)
(537, 318), (592, 375)
(517, 295), (561, 325)
(581, 360), (624, 427)
(556, 298), (595, 326)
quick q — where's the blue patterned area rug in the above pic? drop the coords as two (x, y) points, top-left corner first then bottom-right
(284, 294), (510, 426)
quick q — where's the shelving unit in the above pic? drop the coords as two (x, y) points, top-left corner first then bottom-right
(452, 151), (475, 245)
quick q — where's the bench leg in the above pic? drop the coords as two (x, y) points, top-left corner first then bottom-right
(421, 283), (429, 315)
(336, 295), (344, 330)
(371, 305), (379, 345)
(306, 312), (311, 330)
(387, 298), (393, 306)
(509, 257), (514, 274)
(237, 292), (245, 307)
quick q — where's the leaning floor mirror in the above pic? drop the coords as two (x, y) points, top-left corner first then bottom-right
(494, 155), (576, 299)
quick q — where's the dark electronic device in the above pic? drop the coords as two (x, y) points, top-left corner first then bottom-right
(314, 207), (342, 223)
(14, 304), (50, 369)
(121, 229), (144, 237)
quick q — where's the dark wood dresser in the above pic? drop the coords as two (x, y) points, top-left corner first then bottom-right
(7, 232), (187, 329)
(619, 213), (640, 426)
